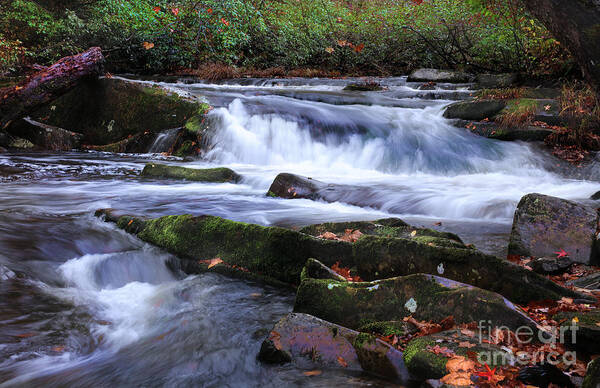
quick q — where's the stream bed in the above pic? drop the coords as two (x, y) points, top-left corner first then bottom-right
(0, 77), (597, 387)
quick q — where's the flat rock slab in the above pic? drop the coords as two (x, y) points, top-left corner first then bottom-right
(567, 272), (600, 290)
(508, 193), (600, 265)
(294, 273), (542, 333)
(259, 312), (409, 381)
(443, 100), (506, 121)
(407, 69), (473, 83)
(141, 163), (240, 183)
(6, 118), (82, 151)
(454, 120), (554, 141)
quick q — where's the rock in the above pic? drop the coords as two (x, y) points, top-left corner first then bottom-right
(95, 211), (583, 303)
(6, 118), (82, 151)
(8, 136), (35, 149)
(95, 209), (349, 286)
(531, 257), (575, 274)
(476, 73), (518, 89)
(141, 163), (241, 183)
(443, 100), (507, 121)
(418, 82), (437, 90)
(352, 234), (583, 304)
(294, 273), (542, 333)
(357, 321), (417, 337)
(407, 69), (473, 83)
(267, 173), (376, 206)
(258, 313), (409, 381)
(299, 219), (465, 248)
(86, 131), (162, 154)
(583, 358), (600, 388)
(0, 131), (10, 148)
(301, 258), (347, 282)
(343, 82), (383, 91)
(521, 88), (561, 100)
(553, 310), (600, 354)
(455, 120), (554, 141)
(518, 364), (576, 388)
(591, 191), (600, 201)
(567, 272), (600, 290)
(0, 146), (6, 153)
(29, 78), (208, 145)
(404, 330), (511, 380)
(0, 264), (16, 281)
(508, 194), (600, 265)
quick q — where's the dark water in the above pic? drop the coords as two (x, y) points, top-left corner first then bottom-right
(0, 76), (597, 387)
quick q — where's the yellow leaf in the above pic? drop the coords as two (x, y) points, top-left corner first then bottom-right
(410, 230), (417, 237)
(325, 47), (334, 54)
(208, 258), (223, 269)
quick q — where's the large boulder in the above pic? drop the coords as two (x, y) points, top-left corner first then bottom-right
(141, 163), (241, 183)
(294, 272), (541, 333)
(28, 77), (209, 146)
(456, 120), (554, 141)
(583, 358), (600, 388)
(259, 313), (409, 381)
(443, 100), (506, 121)
(6, 118), (82, 151)
(508, 194), (600, 265)
(407, 69), (473, 83)
(95, 211), (585, 303)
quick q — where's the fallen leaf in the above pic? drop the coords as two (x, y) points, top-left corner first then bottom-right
(337, 356), (348, 367)
(458, 341), (476, 348)
(269, 331), (282, 350)
(208, 258), (223, 269)
(303, 370), (322, 376)
(440, 372), (472, 386)
(446, 356), (476, 373)
(51, 346), (65, 352)
(142, 42), (155, 50)
(325, 47), (334, 54)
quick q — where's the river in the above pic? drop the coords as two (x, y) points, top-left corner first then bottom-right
(0, 76), (597, 387)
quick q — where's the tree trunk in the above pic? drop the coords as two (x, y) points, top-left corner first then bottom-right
(522, 0), (600, 89)
(0, 47), (104, 129)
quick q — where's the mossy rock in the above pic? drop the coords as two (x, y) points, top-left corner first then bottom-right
(343, 82), (383, 92)
(6, 118), (82, 151)
(443, 100), (507, 121)
(300, 219), (464, 245)
(95, 210), (583, 304)
(352, 235), (584, 304)
(95, 209), (350, 286)
(553, 310), (600, 354)
(407, 69), (473, 83)
(404, 330), (511, 380)
(508, 193), (600, 265)
(294, 273), (541, 333)
(141, 163), (241, 183)
(301, 258), (347, 282)
(259, 313), (408, 380)
(583, 358), (600, 388)
(30, 78), (204, 145)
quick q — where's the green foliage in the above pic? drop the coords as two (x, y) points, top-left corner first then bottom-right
(0, 0), (574, 76)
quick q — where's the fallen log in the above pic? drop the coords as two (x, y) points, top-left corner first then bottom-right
(0, 47), (105, 129)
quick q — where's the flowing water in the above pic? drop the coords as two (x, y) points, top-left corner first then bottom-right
(0, 76), (598, 387)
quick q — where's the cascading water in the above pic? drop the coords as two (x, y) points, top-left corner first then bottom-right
(0, 76), (597, 387)
(148, 128), (181, 154)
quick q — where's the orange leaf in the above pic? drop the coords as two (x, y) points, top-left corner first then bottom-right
(142, 42), (155, 50)
(337, 356), (348, 368)
(354, 43), (364, 53)
(303, 370), (322, 376)
(208, 258), (223, 269)
(325, 47), (334, 54)
(269, 331), (282, 350)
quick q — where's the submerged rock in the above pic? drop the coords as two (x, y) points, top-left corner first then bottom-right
(343, 82), (383, 91)
(404, 330), (511, 380)
(6, 118), (82, 151)
(259, 313), (409, 381)
(583, 358), (600, 388)
(443, 100), (506, 121)
(141, 163), (240, 183)
(407, 69), (473, 83)
(294, 273), (541, 333)
(508, 194), (600, 265)
(95, 211), (583, 303)
(29, 78), (208, 146)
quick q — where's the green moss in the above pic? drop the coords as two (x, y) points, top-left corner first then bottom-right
(358, 321), (409, 337)
(404, 337), (448, 379)
(583, 358), (600, 388)
(172, 140), (196, 157)
(353, 332), (377, 349)
(412, 235), (467, 249)
(141, 163), (240, 183)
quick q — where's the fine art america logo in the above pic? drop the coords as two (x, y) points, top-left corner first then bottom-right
(477, 320), (579, 366)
